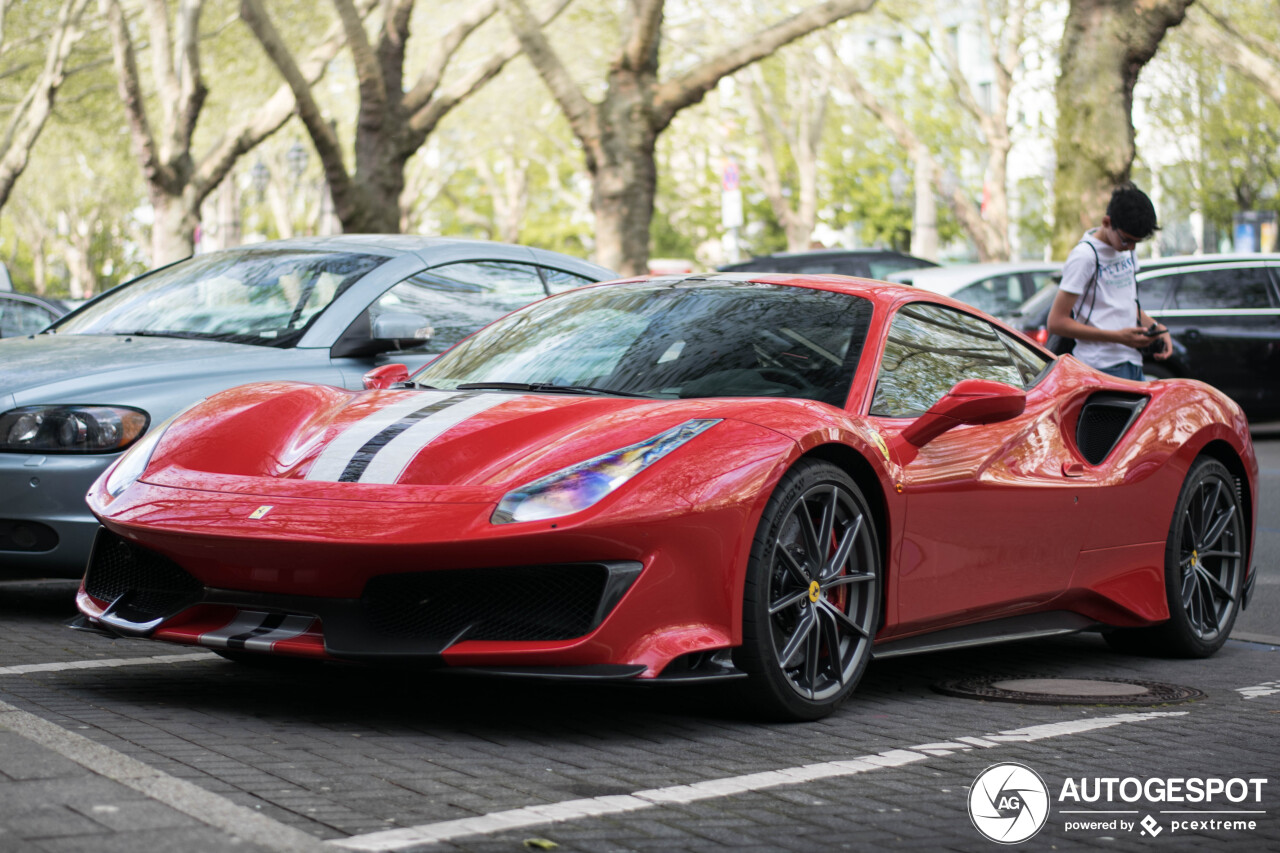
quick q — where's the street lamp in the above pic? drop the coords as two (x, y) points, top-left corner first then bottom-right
(249, 160), (270, 200)
(286, 142), (309, 181)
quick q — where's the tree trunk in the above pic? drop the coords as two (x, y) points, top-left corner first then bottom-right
(910, 156), (938, 261)
(150, 190), (198, 265)
(1052, 0), (1194, 257)
(590, 69), (658, 275)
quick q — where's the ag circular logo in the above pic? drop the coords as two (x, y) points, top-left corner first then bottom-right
(969, 762), (1050, 844)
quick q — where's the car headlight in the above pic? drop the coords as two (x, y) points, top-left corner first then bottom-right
(103, 401), (204, 497)
(492, 419), (720, 524)
(0, 405), (149, 453)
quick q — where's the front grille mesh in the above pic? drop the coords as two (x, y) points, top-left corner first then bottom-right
(362, 564), (610, 642)
(84, 532), (204, 619)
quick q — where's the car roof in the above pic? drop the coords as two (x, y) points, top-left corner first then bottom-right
(1138, 252), (1280, 269)
(887, 261), (1062, 293)
(212, 235), (615, 276)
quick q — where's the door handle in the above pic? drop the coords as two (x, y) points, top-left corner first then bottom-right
(1062, 462), (1085, 477)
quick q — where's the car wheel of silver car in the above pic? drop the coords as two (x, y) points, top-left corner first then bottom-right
(1106, 457), (1245, 658)
(736, 460), (880, 721)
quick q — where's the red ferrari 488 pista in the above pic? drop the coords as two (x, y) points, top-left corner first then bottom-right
(73, 274), (1258, 720)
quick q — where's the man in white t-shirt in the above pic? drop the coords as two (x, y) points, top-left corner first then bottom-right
(1047, 185), (1172, 380)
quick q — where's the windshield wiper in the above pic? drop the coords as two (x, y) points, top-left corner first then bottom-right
(109, 330), (209, 339)
(455, 381), (650, 398)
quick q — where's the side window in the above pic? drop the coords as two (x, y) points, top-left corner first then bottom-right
(542, 267), (599, 294)
(1169, 268), (1272, 310)
(368, 261), (549, 354)
(997, 328), (1052, 386)
(1027, 271), (1060, 293)
(1138, 272), (1176, 310)
(871, 302), (1023, 417)
(868, 257), (925, 280)
(0, 299), (56, 337)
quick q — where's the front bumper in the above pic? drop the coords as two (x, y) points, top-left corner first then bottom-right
(0, 452), (112, 578)
(76, 473), (759, 675)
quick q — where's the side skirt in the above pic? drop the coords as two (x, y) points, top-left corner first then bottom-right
(871, 612), (1102, 660)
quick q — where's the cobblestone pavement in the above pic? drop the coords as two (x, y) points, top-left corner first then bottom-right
(1, 436), (1276, 852)
(0, 581), (1276, 853)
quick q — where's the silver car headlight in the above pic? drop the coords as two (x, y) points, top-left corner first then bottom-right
(491, 419), (720, 524)
(0, 405), (149, 453)
(103, 400), (204, 497)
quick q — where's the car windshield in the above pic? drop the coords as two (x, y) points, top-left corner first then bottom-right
(414, 280), (873, 406)
(53, 249), (386, 347)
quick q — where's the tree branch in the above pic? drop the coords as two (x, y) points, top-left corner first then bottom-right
(332, 0), (385, 113)
(497, 0), (596, 150)
(1184, 8), (1280, 105)
(406, 0), (572, 142)
(240, 0), (355, 216)
(0, 0), (91, 209)
(653, 0), (876, 130)
(99, 0), (166, 189)
(193, 7), (352, 200)
(173, 0), (207, 158)
(403, 0), (497, 114)
(621, 0), (663, 72)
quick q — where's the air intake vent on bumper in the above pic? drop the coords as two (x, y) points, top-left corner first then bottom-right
(84, 530), (204, 620)
(1076, 392), (1148, 465)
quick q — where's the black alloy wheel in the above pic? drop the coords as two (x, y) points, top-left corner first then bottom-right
(1106, 457), (1245, 657)
(736, 459), (880, 720)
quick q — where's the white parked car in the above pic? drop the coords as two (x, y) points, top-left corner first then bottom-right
(887, 261), (1061, 319)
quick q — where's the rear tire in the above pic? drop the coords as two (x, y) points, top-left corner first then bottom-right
(1105, 457), (1245, 657)
(734, 460), (881, 721)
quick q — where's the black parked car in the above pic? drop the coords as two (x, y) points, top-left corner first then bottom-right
(1009, 254), (1280, 422)
(718, 249), (937, 280)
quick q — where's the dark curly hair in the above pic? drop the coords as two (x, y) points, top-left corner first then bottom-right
(1107, 185), (1159, 240)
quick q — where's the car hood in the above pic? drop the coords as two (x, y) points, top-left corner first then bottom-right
(0, 334), (310, 405)
(141, 381), (820, 501)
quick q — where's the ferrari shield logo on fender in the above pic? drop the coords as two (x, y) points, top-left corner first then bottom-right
(869, 429), (891, 463)
(249, 505), (273, 520)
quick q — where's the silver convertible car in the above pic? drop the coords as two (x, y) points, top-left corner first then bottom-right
(0, 236), (613, 578)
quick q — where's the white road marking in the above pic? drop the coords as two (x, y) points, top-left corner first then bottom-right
(0, 699), (327, 852)
(0, 652), (212, 676)
(330, 711), (1188, 852)
(1237, 680), (1280, 699)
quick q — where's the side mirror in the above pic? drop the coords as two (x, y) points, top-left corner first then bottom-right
(362, 363), (409, 390)
(901, 378), (1026, 447)
(371, 312), (433, 348)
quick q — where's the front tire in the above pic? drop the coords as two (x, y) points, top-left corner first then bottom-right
(1106, 457), (1245, 657)
(735, 460), (881, 720)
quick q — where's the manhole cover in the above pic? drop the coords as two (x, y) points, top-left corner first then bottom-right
(933, 676), (1204, 705)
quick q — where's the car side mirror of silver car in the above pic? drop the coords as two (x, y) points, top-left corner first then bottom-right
(901, 379), (1027, 447)
(371, 312), (433, 348)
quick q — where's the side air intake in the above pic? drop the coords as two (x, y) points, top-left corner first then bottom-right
(1075, 392), (1148, 465)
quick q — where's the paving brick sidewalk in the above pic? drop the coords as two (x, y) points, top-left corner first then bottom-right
(1, 580), (1277, 852)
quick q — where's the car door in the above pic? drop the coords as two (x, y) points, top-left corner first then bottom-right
(1144, 262), (1280, 417)
(866, 302), (1083, 634)
(360, 260), (552, 369)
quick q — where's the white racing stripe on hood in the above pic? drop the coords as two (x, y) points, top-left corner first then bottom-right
(357, 392), (514, 484)
(306, 391), (459, 482)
